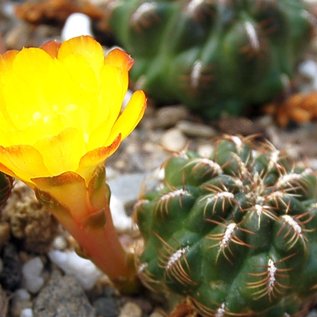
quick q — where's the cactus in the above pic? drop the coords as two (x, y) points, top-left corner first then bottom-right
(107, 0), (313, 117)
(135, 135), (317, 316)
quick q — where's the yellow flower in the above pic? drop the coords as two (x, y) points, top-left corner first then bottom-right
(0, 36), (146, 289)
(0, 35), (146, 186)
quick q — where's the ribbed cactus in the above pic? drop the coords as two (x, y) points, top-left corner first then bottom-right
(108, 0), (313, 117)
(135, 136), (317, 316)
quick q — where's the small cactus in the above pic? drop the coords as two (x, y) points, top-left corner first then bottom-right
(107, 0), (314, 117)
(135, 136), (317, 316)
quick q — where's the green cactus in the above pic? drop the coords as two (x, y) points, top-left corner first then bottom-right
(0, 172), (12, 209)
(107, 0), (313, 118)
(135, 135), (317, 316)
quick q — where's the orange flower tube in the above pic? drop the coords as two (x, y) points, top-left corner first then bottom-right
(0, 36), (146, 291)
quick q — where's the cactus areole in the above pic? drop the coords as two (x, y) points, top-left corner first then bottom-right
(135, 136), (317, 316)
(109, 0), (313, 117)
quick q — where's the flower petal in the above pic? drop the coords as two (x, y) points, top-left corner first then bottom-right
(88, 64), (127, 139)
(78, 134), (121, 182)
(0, 145), (49, 184)
(32, 172), (89, 222)
(33, 128), (86, 176)
(41, 40), (61, 58)
(57, 36), (104, 76)
(0, 50), (18, 75)
(105, 48), (134, 71)
(107, 90), (146, 142)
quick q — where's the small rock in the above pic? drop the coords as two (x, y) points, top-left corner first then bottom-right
(154, 106), (189, 128)
(110, 194), (133, 232)
(306, 311), (317, 317)
(160, 128), (187, 152)
(10, 289), (31, 317)
(14, 289), (31, 301)
(0, 222), (10, 250)
(52, 236), (68, 250)
(0, 285), (8, 317)
(109, 173), (146, 205)
(20, 308), (33, 317)
(61, 13), (93, 41)
(33, 270), (96, 317)
(48, 250), (102, 290)
(299, 59), (317, 91)
(93, 297), (118, 317)
(149, 308), (167, 317)
(3, 181), (59, 254)
(119, 302), (142, 317)
(176, 120), (216, 138)
(216, 116), (265, 137)
(197, 144), (214, 158)
(4, 22), (59, 50)
(22, 257), (44, 294)
(0, 244), (22, 291)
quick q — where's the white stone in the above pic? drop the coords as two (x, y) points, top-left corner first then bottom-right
(160, 128), (187, 152)
(61, 13), (93, 41)
(110, 194), (133, 232)
(299, 59), (317, 91)
(52, 235), (68, 250)
(20, 308), (33, 317)
(14, 289), (31, 301)
(22, 257), (44, 294)
(48, 250), (102, 290)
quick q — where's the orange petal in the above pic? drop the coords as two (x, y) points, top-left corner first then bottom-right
(78, 134), (121, 182)
(0, 50), (18, 74)
(32, 172), (89, 222)
(107, 90), (146, 142)
(0, 145), (50, 184)
(41, 40), (61, 58)
(104, 48), (134, 71)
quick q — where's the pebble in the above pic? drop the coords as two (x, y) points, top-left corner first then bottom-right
(33, 270), (96, 317)
(52, 235), (68, 250)
(109, 173), (146, 205)
(110, 194), (133, 232)
(61, 13), (93, 41)
(48, 250), (102, 290)
(0, 285), (8, 317)
(22, 257), (44, 294)
(0, 222), (10, 250)
(307, 311), (317, 317)
(149, 309), (167, 317)
(14, 289), (31, 301)
(197, 143), (214, 158)
(119, 302), (142, 317)
(154, 106), (189, 128)
(10, 290), (32, 317)
(0, 244), (22, 291)
(299, 59), (317, 91)
(4, 23), (59, 50)
(20, 308), (33, 317)
(176, 120), (216, 138)
(160, 128), (187, 152)
(93, 297), (118, 317)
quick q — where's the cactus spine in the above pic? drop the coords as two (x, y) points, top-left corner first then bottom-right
(135, 136), (317, 316)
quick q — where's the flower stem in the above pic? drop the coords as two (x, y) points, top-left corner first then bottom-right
(65, 204), (139, 293)
(34, 169), (140, 294)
